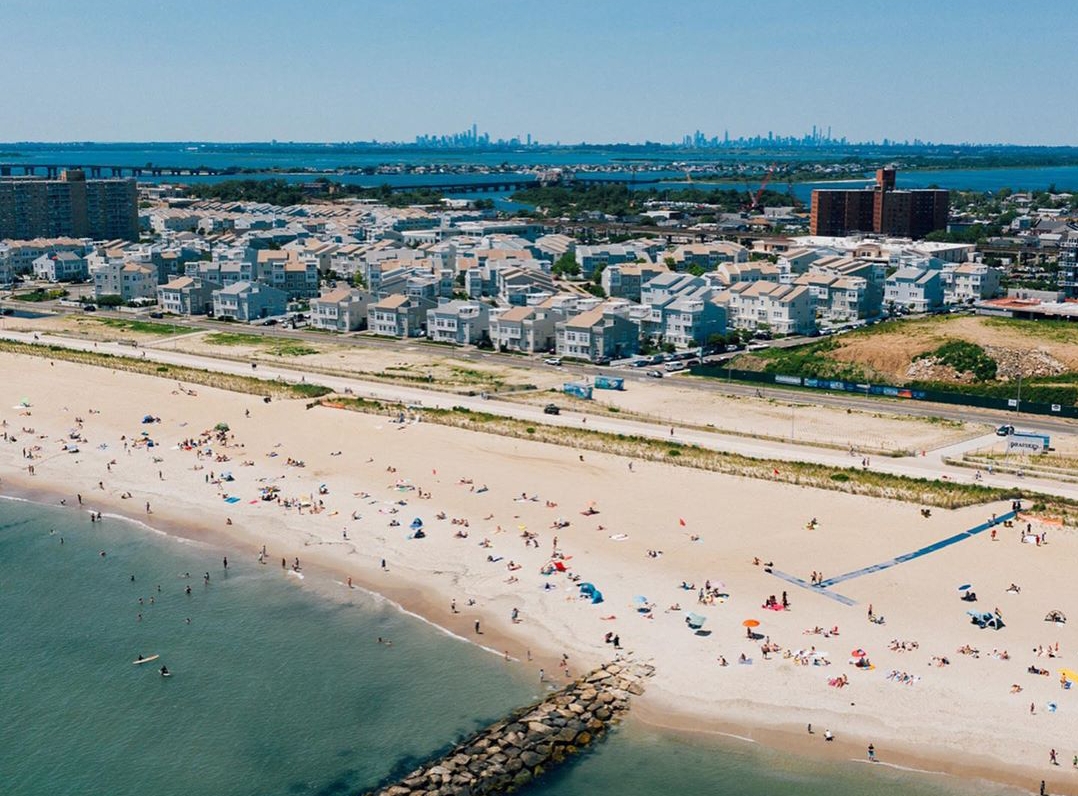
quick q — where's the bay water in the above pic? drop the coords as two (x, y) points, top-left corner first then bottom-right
(0, 498), (1023, 796)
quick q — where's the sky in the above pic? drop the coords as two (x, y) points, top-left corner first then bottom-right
(2, 0), (1077, 145)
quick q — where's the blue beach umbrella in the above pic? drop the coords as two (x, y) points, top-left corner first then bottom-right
(410, 518), (423, 530)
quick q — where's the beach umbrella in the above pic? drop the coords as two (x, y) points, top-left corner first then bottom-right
(851, 648), (867, 658)
(1059, 668), (1078, 682)
(633, 595), (648, 604)
(686, 612), (707, 629)
(957, 584), (972, 592)
(410, 517), (423, 530)
(742, 619), (760, 628)
(19, 398), (30, 407)
(215, 422), (230, 432)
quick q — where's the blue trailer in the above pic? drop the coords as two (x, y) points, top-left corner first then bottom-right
(594, 375), (624, 391)
(563, 382), (593, 400)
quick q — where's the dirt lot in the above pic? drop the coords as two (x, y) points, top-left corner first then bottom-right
(502, 374), (985, 454)
(829, 315), (1078, 383)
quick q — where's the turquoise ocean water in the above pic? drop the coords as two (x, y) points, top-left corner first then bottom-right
(1, 499), (1024, 796)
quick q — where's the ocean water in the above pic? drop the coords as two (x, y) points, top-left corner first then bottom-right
(0, 499), (1025, 796)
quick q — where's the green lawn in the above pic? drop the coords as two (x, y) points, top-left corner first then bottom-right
(96, 318), (179, 335)
(204, 332), (264, 346)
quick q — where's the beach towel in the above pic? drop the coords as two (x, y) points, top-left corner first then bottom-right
(224, 497), (241, 504)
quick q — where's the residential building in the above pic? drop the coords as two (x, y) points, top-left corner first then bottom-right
(810, 168), (948, 239)
(92, 261), (157, 301)
(157, 276), (218, 315)
(600, 262), (668, 301)
(31, 251), (87, 282)
(1060, 238), (1077, 298)
(488, 303), (562, 353)
(0, 238), (88, 280)
(426, 300), (491, 345)
(212, 281), (288, 322)
(576, 244), (653, 275)
(309, 285), (372, 331)
(366, 294), (434, 337)
(717, 282), (816, 336)
(556, 304), (639, 361)
(658, 292), (727, 347)
(0, 171), (137, 240)
(947, 263), (1001, 303)
(666, 242), (748, 271)
(884, 267), (944, 312)
(258, 251), (319, 299)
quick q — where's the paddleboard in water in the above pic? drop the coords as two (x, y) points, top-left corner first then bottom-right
(133, 655), (160, 665)
(160, 671), (172, 677)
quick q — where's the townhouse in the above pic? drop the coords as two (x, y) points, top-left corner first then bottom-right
(309, 285), (372, 331)
(426, 300), (491, 345)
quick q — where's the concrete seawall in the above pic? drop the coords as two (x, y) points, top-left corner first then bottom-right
(365, 661), (651, 796)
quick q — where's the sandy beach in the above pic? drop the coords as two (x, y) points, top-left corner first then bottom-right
(3, 351), (1077, 794)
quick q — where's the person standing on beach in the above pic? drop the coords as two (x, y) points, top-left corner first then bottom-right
(474, 620), (481, 634)
(867, 744), (876, 762)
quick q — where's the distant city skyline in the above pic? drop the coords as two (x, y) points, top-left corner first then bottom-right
(2, 0), (1076, 145)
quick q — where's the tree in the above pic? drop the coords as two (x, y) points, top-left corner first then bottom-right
(552, 252), (580, 278)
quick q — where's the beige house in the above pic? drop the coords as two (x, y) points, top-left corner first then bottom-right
(310, 285), (372, 331)
(488, 303), (562, 353)
(555, 304), (639, 362)
(716, 281), (816, 336)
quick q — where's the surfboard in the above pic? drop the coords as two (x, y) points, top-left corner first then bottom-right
(133, 654), (160, 665)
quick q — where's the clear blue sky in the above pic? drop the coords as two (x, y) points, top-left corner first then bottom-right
(3, 0), (1076, 145)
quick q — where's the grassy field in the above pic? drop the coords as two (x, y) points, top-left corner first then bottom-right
(203, 332), (318, 357)
(732, 315), (1078, 406)
(95, 318), (180, 336)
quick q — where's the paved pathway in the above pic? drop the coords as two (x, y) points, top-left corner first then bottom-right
(770, 509), (1019, 606)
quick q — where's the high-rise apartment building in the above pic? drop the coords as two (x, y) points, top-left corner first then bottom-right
(1060, 238), (1078, 298)
(0, 170), (138, 241)
(810, 168), (948, 239)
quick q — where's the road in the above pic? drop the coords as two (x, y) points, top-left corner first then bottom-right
(13, 297), (1074, 438)
(4, 328), (1074, 502)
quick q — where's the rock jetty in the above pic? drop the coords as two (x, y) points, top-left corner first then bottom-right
(365, 661), (651, 796)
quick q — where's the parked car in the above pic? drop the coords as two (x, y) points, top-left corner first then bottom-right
(82, 304), (97, 312)
(594, 356), (611, 366)
(996, 424), (1015, 437)
(631, 359), (650, 368)
(646, 370), (664, 378)
(148, 311), (164, 319)
(543, 403), (561, 415)
(544, 357), (562, 366)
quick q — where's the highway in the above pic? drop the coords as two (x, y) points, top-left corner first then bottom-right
(3, 327), (1075, 502)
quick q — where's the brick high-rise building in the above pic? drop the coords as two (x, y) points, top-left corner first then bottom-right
(810, 168), (948, 239)
(0, 170), (138, 241)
